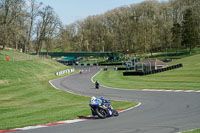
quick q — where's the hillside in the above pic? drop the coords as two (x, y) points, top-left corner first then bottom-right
(0, 50), (78, 129)
(0, 50), (136, 130)
(0, 50), (68, 84)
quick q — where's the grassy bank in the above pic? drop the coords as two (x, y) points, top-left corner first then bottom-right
(0, 50), (137, 130)
(93, 54), (200, 90)
(182, 129), (200, 133)
(137, 48), (200, 61)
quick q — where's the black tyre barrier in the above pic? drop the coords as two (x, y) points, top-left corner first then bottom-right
(147, 71), (152, 75)
(123, 64), (183, 76)
(93, 63), (97, 66)
(123, 71), (145, 76)
(81, 64), (84, 66)
(176, 64), (180, 68)
(117, 67), (134, 71)
(177, 64), (183, 67)
(163, 68), (167, 71)
(170, 66), (173, 70)
(117, 67), (127, 70)
(100, 63), (122, 66)
(148, 71), (152, 74)
(104, 68), (108, 71)
(87, 63), (90, 66)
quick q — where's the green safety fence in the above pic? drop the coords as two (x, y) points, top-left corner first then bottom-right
(31, 52), (124, 60)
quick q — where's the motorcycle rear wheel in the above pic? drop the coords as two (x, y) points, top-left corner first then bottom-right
(96, 108), (106, 119)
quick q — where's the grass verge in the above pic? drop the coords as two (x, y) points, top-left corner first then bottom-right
(0, 50), (137, 130)
(93, 54), (200, 90)
(182, 129), (200, 133)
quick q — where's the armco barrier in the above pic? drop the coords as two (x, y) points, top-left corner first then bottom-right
(123, 64), (183, 76)
(55, 68), (75, 76)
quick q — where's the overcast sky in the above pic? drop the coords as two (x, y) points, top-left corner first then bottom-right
(40, 0), (168, 25)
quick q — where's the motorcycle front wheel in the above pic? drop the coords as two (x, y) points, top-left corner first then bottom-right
(96, 108), (107, 119)
(112, 109), (119, 116)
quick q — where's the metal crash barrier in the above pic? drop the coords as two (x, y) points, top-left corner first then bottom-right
(55, 68), (75, 76)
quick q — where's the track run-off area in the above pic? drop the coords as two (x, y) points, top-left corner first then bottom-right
(11, 66), (200, 133)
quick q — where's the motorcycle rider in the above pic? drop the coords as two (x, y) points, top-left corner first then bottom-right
(90, 96), (98, 116)
(95, 80), (99, 89)
(90, 96), (97, 104)
(90, 96), (105, 104)
(89, 96), (119, 118)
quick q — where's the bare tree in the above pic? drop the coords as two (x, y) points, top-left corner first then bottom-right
(25, 0), (42, 52)
(35, 5), (60, 54)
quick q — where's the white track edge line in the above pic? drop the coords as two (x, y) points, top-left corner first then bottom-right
(91, 70), (200, 93)
(119, 102), (141, 113)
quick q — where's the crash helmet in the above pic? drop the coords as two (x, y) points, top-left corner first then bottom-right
(91, 96), (97, 104)
(91, 96), (96, 100)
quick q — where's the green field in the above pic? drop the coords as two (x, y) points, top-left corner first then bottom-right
(93, 54), (200, 90)
(183, 129), (200, 133)
(0, 50), (137, 130)
(142, 48), (200, 60)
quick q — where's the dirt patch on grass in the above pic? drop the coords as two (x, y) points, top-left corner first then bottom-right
(0, 80), (8, 85)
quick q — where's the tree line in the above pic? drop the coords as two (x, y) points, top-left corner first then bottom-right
(0, 0), (200, 55)
(60, 0), (200, 55)
(0, 0), (61, 54)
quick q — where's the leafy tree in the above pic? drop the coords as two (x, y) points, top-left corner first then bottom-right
(181, 8), (198, 54)
(171, 22), (182, 54)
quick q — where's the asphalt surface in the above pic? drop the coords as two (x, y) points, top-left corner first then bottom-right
(16, 66), (200, 133)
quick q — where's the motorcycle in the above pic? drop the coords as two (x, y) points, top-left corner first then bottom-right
(95, 81), (99, 89)
(89, 97), (119, 119)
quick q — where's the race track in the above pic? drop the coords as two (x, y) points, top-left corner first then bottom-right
(16, 67), (200, 133)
